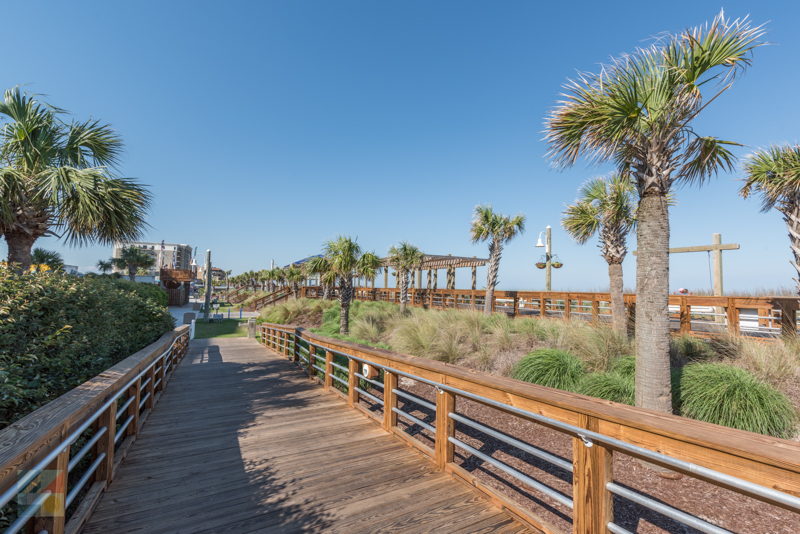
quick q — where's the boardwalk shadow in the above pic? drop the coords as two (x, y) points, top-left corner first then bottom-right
(83, 338), (334, 534)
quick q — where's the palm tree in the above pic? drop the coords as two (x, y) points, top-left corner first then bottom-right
(544, 13), (763, 413)
(304, 256), (336, 300)
(470, 206), (525, 314)
(387, 242), (424, 314)
(741, 146), (800, 294)
(30, 248), (64, 271)
(562, 175), (635, 334)
(0, 88), (150, 271)
(96, 259), (113, 274)
(285, 264), (305, 298)
(112, 246), (155, 281)
(323, 236), (381, 334)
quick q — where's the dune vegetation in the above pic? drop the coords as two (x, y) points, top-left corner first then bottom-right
(260, 298), (798, 437)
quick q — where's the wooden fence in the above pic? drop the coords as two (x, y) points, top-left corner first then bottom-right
(260, 322), (800, 533)
(297, 286), (799, 338)
(0, 326), (190, 534)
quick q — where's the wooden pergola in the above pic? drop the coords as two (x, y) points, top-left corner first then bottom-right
(378, 254), (488, 290)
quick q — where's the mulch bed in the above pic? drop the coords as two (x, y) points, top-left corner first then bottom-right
(355, 377), (797, 534)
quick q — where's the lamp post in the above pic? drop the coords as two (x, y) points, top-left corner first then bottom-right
(535, 225), (552, 291)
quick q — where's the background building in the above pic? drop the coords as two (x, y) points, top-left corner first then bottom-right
(112, 241), (193, 277)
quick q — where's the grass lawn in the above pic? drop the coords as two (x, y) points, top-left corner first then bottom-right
(194, 319), (248, 339)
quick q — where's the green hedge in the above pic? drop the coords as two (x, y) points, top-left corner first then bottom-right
(511, 349), (585, 391)
(0, 268), (174, 428)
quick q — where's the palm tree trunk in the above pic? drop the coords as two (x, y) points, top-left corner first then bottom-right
(784, 205), (800, 296)
(634, 192), (672, 413)
(128, 265), (136, 281)
(4, 232), (36, 272)
(399, 270), (409, 314)
(608, 261), (626, 334)
(339, 279), (353, 334)
(483, 241), (501, 314)
(322, 282), (331, 300)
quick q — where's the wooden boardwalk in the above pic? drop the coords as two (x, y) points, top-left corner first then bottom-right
(83, 337), (528, 533)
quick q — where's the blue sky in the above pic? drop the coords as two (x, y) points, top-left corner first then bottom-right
(2, 1), (798, 291)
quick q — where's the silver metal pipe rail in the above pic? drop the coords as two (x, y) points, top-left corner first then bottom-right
(392, 407), (435, 433)
(393, 388), (435, 411)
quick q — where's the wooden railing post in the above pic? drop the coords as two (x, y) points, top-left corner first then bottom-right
(292, 330), (300, 362)
(308, 344), (316, 377)
(777, 298), (798, 337)
(572, 416), (613, 534)
(33, 446), (69, 534)
(564, 295), (571, 320)
(726, 299), (740, 336)
(540, 293), (546, 318)
(324, 350), (333, 389)
(348, 358), (359, 407)
(383, 371), (398, 431)
(145, 366), (156, 411)
(95, 402), (117, 484)
(591, 299), (600, 324)
(127, 378), (141, 437)
(435, 389), (455, 470)
(679, 297), (691, 334)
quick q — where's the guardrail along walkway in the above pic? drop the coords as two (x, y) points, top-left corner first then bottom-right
(82, 337), (528, 533)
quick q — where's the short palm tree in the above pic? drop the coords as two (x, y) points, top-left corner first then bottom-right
(387, 242), (424, 314)
(741, 145), (800, 294)
(544, 13), (763, 413)
(562, 174), (635, 334)
(0, 88), (150, 271)
(30, 248), (64, 271)
(323, 236), (381, 334)
(304, 256), (336, 300)
(112, 246), (155, 281)
(470, 206), (525, 314)
(96, 259), (113, 274)
(284, 264), (305, 298)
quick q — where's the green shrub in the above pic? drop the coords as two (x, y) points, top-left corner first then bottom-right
(610, 355), (635, 377)
(511, 349), (585, 391)
(676, 363), (797, 438)
(0, 268), (174, 428)
(577, 372), (635, 405)
(670, 334), (718, 364)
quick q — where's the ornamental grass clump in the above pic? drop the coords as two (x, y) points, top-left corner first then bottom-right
(677, 363), (797, 438)
(577, 372), (635, 405)
(512, 349), (585, 391)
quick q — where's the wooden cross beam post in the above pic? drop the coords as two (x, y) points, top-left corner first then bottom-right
(633, 233), (740, 296)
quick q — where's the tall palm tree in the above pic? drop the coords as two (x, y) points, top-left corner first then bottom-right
(470, 206), (525, 314)
(30, 248), (64, 271)
(741, 145), (800, 294)
(323, 236), (381, 334)
(544, 13), (763, 413)
(112, 246), (155, 281)
(285, 264), (305, 298)
(387, 242), (424, 314)
(304, 255), (336, 300)
(562, 175), (635, 334)
(96, 259), (113, 274)
(0, 88), (150, 271)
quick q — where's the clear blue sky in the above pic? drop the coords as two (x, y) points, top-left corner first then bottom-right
(2, 1), (798, 291)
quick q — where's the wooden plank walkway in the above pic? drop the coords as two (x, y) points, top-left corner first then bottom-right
(83, 337), (529, 533)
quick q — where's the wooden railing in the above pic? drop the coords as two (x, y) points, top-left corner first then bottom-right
(249, 287), (291, 310)
(0, 326), (190, 534)
(259, 322), (800, 533)
(298, 286), (800, 338)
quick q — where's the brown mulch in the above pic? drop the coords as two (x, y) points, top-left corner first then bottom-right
(354, 378), (798, 534)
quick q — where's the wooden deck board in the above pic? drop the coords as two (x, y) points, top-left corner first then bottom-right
(82, 337), (529, 533)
